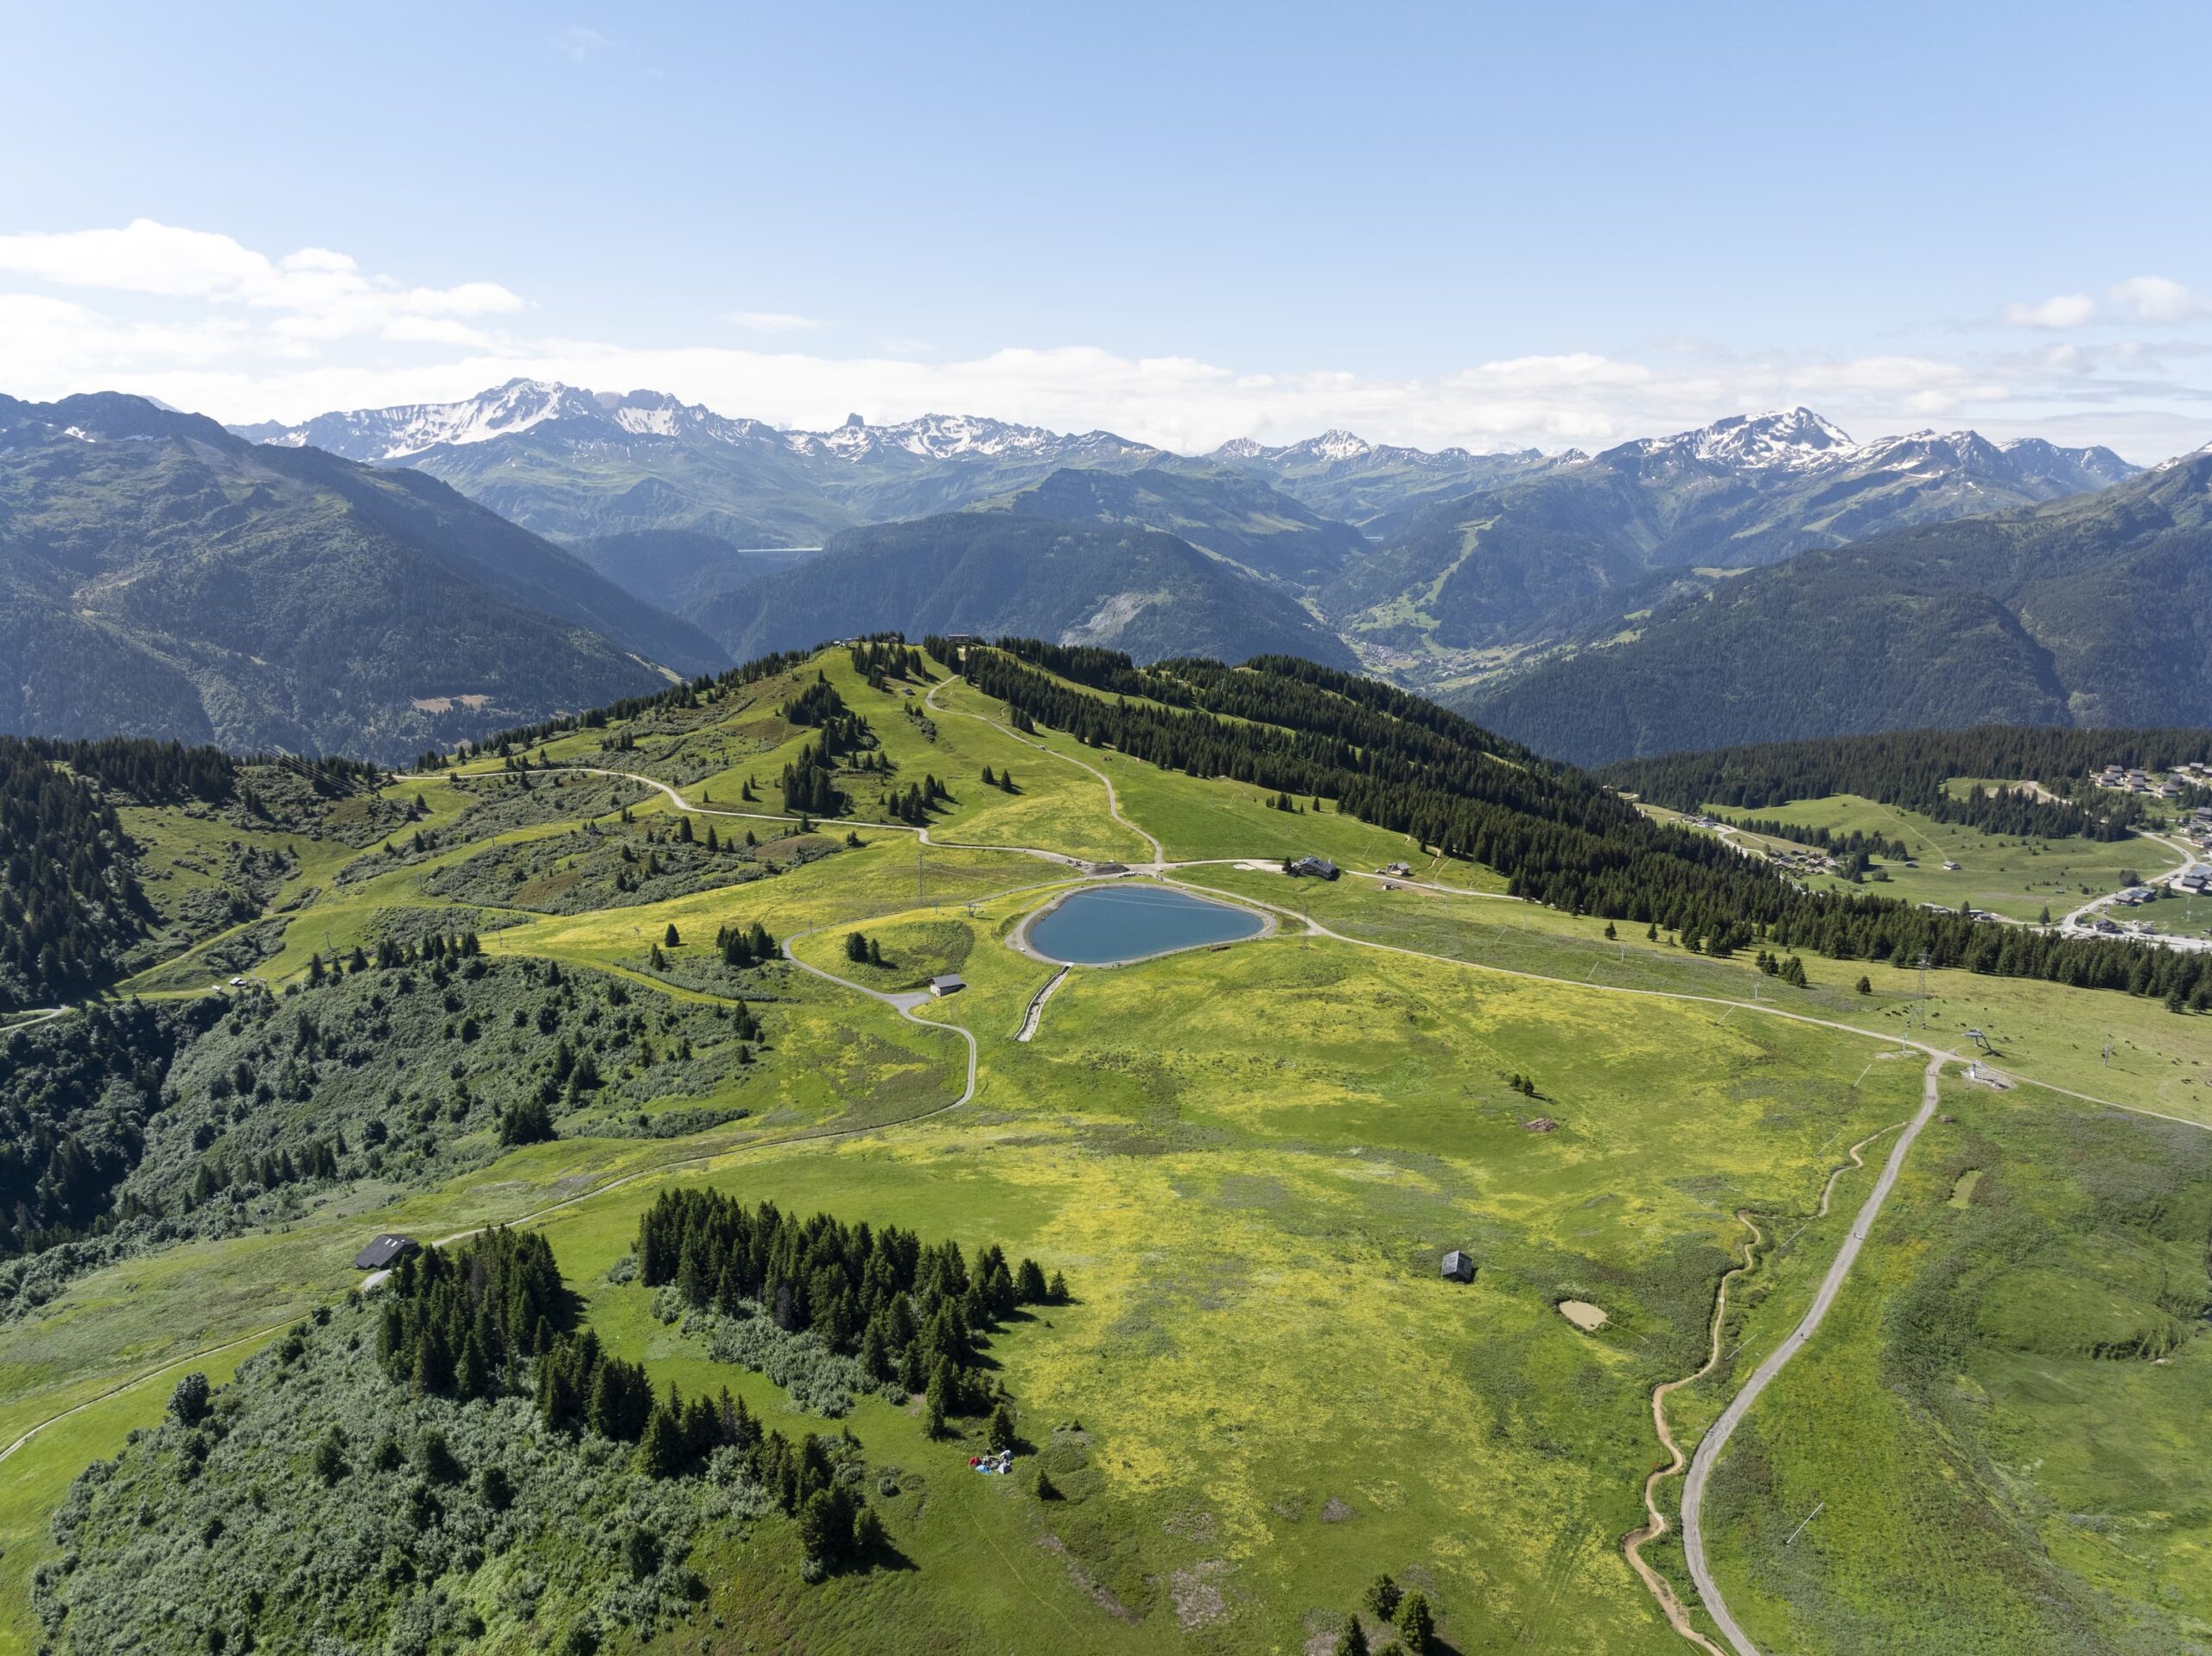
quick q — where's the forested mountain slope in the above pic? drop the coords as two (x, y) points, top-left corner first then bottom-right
(1325, 409), (2136, 676)
(1463, 450), (2212, 765)
(988, 464), (1370, 586)
(0, 392), (725, 759)
(690, 513), (1357, 667)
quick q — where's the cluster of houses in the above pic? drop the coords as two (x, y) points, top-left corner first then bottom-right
(1763, 846), (1840, 877)
(2094, 763), (2202, 800)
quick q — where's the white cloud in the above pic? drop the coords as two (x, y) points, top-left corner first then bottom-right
(3, 221), (2210, 462)
(2111, 276), (2212, 323)
(381, 316), (495, 347)
(552, 25), (607, 63)
(726, 310), (825, 333)
(2002, 293), (2097, 329)
(0, 220), (524, 348)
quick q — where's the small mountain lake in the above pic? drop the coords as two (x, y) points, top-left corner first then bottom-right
(1025, 883), (1266, 965)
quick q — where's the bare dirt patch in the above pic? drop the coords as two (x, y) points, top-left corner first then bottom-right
(1168, 1561), (1231, 1630)
(1162, 1509), (1217, 1545)
(1319, 1495), (1355, 1523)
(1558, 1298), (1609, 1331)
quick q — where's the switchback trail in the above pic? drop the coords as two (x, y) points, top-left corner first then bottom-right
(1676, 1052), (1948, 1656)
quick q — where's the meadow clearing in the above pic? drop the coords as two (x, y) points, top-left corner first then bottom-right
(8, 650), (2210, 1653)
(1696, 793), (2189, 925)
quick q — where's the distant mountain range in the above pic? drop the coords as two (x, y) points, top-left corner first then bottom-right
(690, 472), (1357, 669)
(29, 380), (2159, 768)
(0, 392), (726, 761)
(1323, 408), (2137, 687)
(1463, 448), (2212, 766)
(1198, 429), (1567, 539)
(236, 382), (1165, 552)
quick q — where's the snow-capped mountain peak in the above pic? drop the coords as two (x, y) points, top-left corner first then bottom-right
(1299, 429), (1374, 463)
(401, 378), (603, 453)
(1685, 407), (1858, 469)
(233, 380), (780, 460)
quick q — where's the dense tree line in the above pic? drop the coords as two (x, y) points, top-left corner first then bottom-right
(0, 739), (152, 1011)
(636, 1190), (1064, 1431)
(980, 638), (1198, 706)
(848, 638), (931, 687)
(0, 1000), (213, 1259)
(779, 742), (846, 817)
(18, 736), (236, 803)
(265, 751), (384, 797)
(964, 644), (2212, 1010)
(437, 645), (822, 768)
(1713, 816), (1910, 861)
(1601, 726), (2209, 840)
(380, 1228), (890, 1565)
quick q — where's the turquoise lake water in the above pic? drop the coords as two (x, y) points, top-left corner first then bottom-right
(1026, 883), (1264, 965)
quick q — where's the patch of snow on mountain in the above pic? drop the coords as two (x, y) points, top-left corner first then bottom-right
(1302, 430), (1374, 462)
(1686, 409), (1858, 469)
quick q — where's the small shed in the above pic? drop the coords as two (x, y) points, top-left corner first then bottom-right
(1441, 1249), (1475, 1284)
(354, 1233), (419, 1271)
(929, 974), (967, 997)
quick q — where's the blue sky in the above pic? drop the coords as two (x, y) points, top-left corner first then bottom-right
(3, 1), (2209, 458)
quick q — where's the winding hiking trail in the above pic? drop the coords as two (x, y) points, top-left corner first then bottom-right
(9, 695), (2204, 1654)
(1677, 1053), (1948, 1656)
(922, 672), (1166, 866)
(1621, 1210), (1764, 1656)
(1618, 1116), (1908, 1653)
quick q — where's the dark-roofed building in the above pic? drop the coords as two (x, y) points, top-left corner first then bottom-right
(1288, 856), (1339, 880)
(1441, 1249), (1475, 1283)
(929, 974), (967, 997)
(354, 1233), (420, 1271)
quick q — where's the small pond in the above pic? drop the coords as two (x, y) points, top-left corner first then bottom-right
(1025, 883), (1265, 965)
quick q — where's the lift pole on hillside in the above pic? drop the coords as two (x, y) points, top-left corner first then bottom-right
(1783, 1501), (1826, 1548)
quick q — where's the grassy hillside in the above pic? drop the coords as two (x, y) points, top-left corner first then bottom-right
(7, 642), (2212, 1653)
(1699, 1087), (2212, 1655)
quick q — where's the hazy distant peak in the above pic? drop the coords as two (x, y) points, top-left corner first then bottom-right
(782, 411), (1154, 464)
